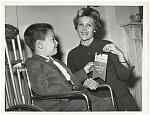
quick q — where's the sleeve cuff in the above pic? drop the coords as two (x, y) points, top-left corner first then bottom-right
(117, 65), (135, 81)
(74, 69), (88, 83)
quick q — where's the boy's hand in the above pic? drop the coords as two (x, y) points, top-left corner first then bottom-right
(83, 78), (99, 90)
(84, 62), (94, 74)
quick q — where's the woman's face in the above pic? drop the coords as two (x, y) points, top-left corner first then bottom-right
(77, 16), (95, 41)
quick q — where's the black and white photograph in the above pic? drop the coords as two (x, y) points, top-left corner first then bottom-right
(0, 0), (149, 114)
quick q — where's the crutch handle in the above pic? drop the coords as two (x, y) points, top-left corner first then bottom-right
(5, 59), (23, 66)
(5, 24), (19, 38)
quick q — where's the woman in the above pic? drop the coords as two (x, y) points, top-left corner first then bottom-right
(67, 7), (139, 111)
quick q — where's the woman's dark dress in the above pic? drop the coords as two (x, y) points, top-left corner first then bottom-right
(67, 38), (139, 111)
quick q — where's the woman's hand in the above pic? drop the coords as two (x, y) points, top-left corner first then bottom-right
(103, 43), (128, 67)
(83, 78), (99, 90)
(84, 62), (94, 74)
(102, 43), (123, 56)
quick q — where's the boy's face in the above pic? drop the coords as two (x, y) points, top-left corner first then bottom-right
(42, 29), (58, 56)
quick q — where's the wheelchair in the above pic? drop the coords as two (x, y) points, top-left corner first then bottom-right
(5, 24), (117, 111)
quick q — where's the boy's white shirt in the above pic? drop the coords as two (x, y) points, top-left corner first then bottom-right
(40, 55), (50, 60)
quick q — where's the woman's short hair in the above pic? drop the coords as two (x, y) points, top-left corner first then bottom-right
(24, 23), (53, 52)
(73, 7), (101, 31)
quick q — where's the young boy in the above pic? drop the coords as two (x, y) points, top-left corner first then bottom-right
(24, 23), (115, 111)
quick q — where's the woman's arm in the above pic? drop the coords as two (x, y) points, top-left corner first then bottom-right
(67, 52), (99, 90)
(67, 52), (89, 82)
(103, 43), (134, 81)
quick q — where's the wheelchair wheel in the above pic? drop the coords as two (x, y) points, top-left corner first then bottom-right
(6, 104), (44, 111)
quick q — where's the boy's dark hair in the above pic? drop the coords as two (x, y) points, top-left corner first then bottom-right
(73, 7), (101, 32)
(24, 23), (54, 53)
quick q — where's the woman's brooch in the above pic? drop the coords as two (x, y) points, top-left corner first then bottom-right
(78, 9), (83, 16)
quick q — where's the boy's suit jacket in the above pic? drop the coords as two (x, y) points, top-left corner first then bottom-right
(25, 54), (88, 110)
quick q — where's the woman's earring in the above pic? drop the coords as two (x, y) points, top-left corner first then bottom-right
(94, 30), (96, 33)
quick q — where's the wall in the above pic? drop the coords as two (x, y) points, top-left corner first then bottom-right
(5, 5), (141, 109)
(5, 6), (139, 62)
(6, 6), (83, 62)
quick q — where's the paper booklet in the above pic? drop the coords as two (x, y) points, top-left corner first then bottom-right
(92, 53), (108, 81)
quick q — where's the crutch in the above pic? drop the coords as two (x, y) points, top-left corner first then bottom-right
(5, 39), (20, 105)
(5, 74), (14, 107)
(5, 24), (25, 105)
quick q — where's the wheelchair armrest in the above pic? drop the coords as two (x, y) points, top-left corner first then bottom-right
(97, 84), (115, 107)
(31, 91), (91, 111)
(32, 91), (82, 100)
(97, 84), (111, 89)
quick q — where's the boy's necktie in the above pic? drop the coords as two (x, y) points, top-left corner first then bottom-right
(49, 57), (74, 90)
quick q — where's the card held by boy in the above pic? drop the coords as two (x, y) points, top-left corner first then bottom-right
(92, 53), (108, 81)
